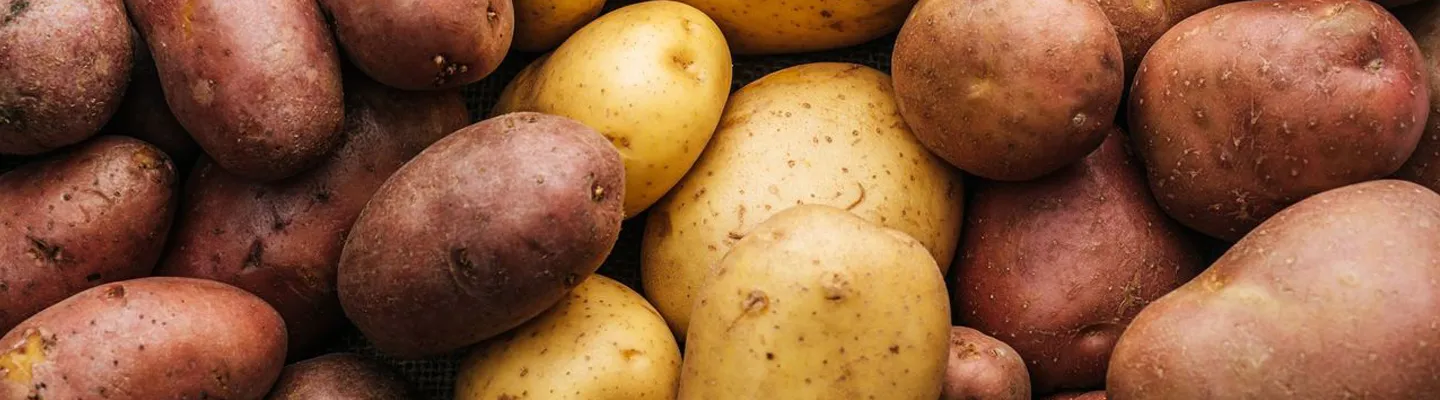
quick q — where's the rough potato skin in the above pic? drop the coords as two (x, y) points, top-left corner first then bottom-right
(266, 353), (414, 400)
(1129, 0), (1428, 241)
(156, 79), (467, 355)
(126, 0), (344, 182)
(0, 0), (133, 155)
(338, 112), (624, 358)
(1396, 2), (1440, 192)
(0, 277), (287, 400)
(944, 326), (1030, 400)
(320, 0), (514, 90)
(1108, 180), (1440, 399)
(0, 136), (176, 333)
(893, 0), (1123, 181)
(955, 130), (1203, 394)
(102, 28), (201, 168)
(1047, 391), (1108, 400)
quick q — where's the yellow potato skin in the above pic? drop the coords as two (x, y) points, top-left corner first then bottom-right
(677, 0), (917, 54)
(641, 62), (963, 336)
(493, 1), (733, 217)
(454, 275), (681, 400)
(678, 205), (950, 400)
(512, 0), (605, 52)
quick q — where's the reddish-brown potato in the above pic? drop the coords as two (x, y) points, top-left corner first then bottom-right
(266, 353), (413, 399)
(320, 0), (514, 90)
(1397, 1), (1440, 191)
(1094, 0), (1236, 79)
(944, 326), (1030, 400)
(1046, 391), (1108, 400)
(102, 27), (200, 168)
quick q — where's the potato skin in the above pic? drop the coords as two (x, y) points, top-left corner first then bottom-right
(1047, 391), (1108, 400)
(679, 205), (950, 400)
(102, 28), (201, 168)
(676, 0), (915, 54)
(641, 62), (964, 337)
(338, 112), (624, 358)
(0, 0), (132, 155)
(893, 0), (1123, 181)
(126, 0), (344, 182)
(266, 353), (413, 400)
(320, 0), (514, 90)
(512, 0), (604, 52)
(1108, 180), (1440, 398)
(1093, 0), (1235, 79)
(943, 326), (1030, 400)
(1130, 0), (1428, 241)
(0, 136), (176, 332)
(455, 275), (681, 400)
(1396, 2), (1440, 192)
(954, 130), (1203, 393)
(0, 277), (287, 400)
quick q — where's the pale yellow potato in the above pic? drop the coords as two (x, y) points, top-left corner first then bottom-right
(493, 1), (732, 217)
(512, 0), (606, 52)
(641, 62), (963, 336)
(677, 0), (917, 54)
(678, 205), (950, 400)
(454, 275), (681, 400)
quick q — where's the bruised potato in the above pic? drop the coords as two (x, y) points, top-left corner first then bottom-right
(267, 353), (413, 400)
(512, 0), (605, 51)
(676, 0), (916, 54)
(321, 0), (514, 90)
(944, 326), (1030, 400)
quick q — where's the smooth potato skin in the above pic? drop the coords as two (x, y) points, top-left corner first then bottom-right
(1108, 180), (1440, 399)
(0, 0), (132, 155)
(266, 353), (413, 400)
(338, 112), (624, 358)
(102, 29), (201, 168)
(678, 0), (915, 54)
(320, 0), (514, 90)
(1130, 0), (1428, 241)
(0, 136), (176, 332)
(0, 277), (287, 400)
(1397, 2), (1440, 192)
(512, 0), (604, 51)
(943, 326), (1030, 400)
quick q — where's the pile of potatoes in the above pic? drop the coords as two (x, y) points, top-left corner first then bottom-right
(6, 0), (1440, 398)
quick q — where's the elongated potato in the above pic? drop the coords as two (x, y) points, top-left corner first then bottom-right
(512, 0), (604, 51)
(677, 0), (916, 54)
(320, 0), (514, 90)
(102, 28), (201, 168)
(267, 353), (413, 400)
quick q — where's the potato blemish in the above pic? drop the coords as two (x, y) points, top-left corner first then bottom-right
(0, 329), (50, 384)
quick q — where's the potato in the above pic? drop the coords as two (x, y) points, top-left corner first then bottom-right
(0, 0), (132, 155)
(1047, 391), (1108, 400)
(455, 275), (680, 400)
(1397, 2), (1440, 192)
(320, 0), (514, 90)
(1129, 0), (1428, 241)
(102, 28), (201, 168)
(954, 130), (1203, 393)
(678, 205), (950, 400)
(338, 112), (624, 358)
(127, 0), (344, 182)
(513, 0), (604, 52)
(156, 78), (467, 355)
(1108, 180), (1440, 398)
(492, 1), (731, 217)
(641, 62), (964, 337)
(1380, 0), (1426, 7)
(944, 326), (1030, 400)
(0, 136), (176, 332)
(674, 0), (914, 54)
(0, 277), (287, 400)
(893, 0), (1123, 181)
(1093, 0), (1235, 79)
(267, 353), (413, 400)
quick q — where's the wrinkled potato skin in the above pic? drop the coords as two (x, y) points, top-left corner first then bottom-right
(1108, 180), (1440, 398)
(955, 131), (1203, 393)
(1093, 0), (1235, 79)
(0, 277), (287, 400)
(0, 136), (176, 332)
(0, 0), (132, 155)
(677, 0), (915, 54)
(943, 326), (1030, 400)
(338, 112), (624, 358)
(1130, 0), (1428, 241)
(320, 0), (514, 90)
(679, 205), (950, 400)
(1396, 2), (1440, 191)
(642, 63), (964, 337)
(893, 0), (1123, 181)
(455, 275), (681, 400)
(512, 0), (604, 51)
(266, 353), (413, 400)
(102, 29), (200, 168)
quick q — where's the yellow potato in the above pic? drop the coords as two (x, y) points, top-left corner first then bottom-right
(493, 1), (733, 217)
(641, 62), (963, 336)
(678, 205), (950, 399)
(677, 0), (917, 54)
(512, 0), (606, 52)
(454, 275), (681, 400)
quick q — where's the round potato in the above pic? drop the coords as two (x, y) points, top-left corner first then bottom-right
(512, 0), (604, 52)
(267, 353), (413, 400)
(1396, 1), (1440, 192)
(675, 0), (915, 54)
(320, 0), (514, 90)
(944, 326), (1030, 400)
(1093, 0), (1235, 79)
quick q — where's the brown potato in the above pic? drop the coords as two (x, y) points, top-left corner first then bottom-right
(0, 136), (176, 333)
(320, 0), (514, 90)
(266, 353), (413, 400)
(1046, 391), (1108, 400)
(102, 27), (201, 168)
(1397, 1), (1440, 192)
(338, 112), (624, 358)
(1093, 0), (1235, 79)
(944, 326), (1030, 400)
(1129, 0), (1428, 241)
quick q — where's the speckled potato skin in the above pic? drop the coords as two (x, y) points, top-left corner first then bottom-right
(1093, 0), (1235, 79)
(678, 205), (950, 400)
(0, 277), (287, 400)
(102, 28), (201, 169)
(1129, 0), (1428, 241)
(126, 0), (344, 182)
(1108, 180), (1440, 398)
(954, 131), (1203, 394)
(455, 275), (681, 400)
(1047, 391), (1108, 400)
(893, 0), (1123, 181)
(677, 0), (915, 54)
(1396, 2), (1440, 192)
(512, 0), (604, 52)
(493, 0), (732, 217)
(641, 63), (964, 338)
(267, 353), (414, 400)
(320, 0), (514, 90)
(156, 79), (467, 355)
(943, 326), (1030, 400)
(0, 136), (176, 333)
(0, 0), (132, 155)
(337, 112), (624, 358)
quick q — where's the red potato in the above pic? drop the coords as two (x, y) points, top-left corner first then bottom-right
(1093, 0), (1236, 79)
(1396, 1), (1440, 191)
(266, 353), (413, 399)
(102, 27), (201, 168)
(944, 326), (1030, 400)
(1047, 391), (1108, 400)
(320, 0), (515, 90)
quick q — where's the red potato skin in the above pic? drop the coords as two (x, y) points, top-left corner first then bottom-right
(1047, 391), (1108, 400)
(338, 112), (624, 358)
(1129, 0), (1429, 241)
(954, 130), (1203, 394)
(1107, 180), (1440, 398)
(1396, 1), (1440, 191)
(319, 0), (514, 90)
(0, 136), (176, 333)
(102, 27), (201, 168)
(0, 277), (287, 400)
(1094, 0), (1236, 79)
(266, 353), (413, 399)
(125, 0), (345, 182)
(944, 326), (1031, 400)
